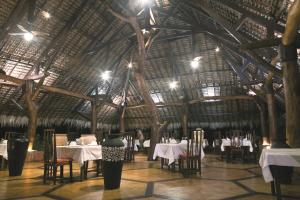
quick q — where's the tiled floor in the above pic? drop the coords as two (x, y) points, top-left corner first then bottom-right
(0, 154), (299, 200)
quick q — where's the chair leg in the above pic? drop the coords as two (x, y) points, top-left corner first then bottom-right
(69, 161), (73, 182)
(53, 165), (57, 185)
(43, 164), (47, 184)
(60, 165), (64, 183)
(161, 158), (164, 169)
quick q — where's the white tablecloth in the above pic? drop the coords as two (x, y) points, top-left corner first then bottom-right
(203, 139), (209, 148)
(221, 139), (253, 152)
(122, 139), (138, 151)
(143, 140), (150, 148)
(153, 143), (205, 165)
(0, 144), (7, 159)
(259, 148), (300, 183)
(57, 145), (102, 167)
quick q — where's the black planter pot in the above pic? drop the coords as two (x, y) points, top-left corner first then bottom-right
(102, 134), (125, 190)
(7, 134), (29, 176)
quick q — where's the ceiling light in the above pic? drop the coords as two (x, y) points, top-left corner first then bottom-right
(169, 80), (178, 90)
(24, 32), (33, 41)
(101, 71), (111, 81)
(42, 11), (51, 19)
(190, 57), (201, 69)
(190, 60), (199, 69)
(128, 62), (133, 68)
(140, 0), (150, 6)
(215, 47), (220, 52)
(248, 90), (256, 96)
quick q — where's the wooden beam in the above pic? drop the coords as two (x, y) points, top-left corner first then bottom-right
(127, 95), (254, 109)
(0, 74), (92, 101)
(40, 86), (92, 101)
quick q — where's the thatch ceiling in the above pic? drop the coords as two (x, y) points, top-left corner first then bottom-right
(0, 0), (291, 130)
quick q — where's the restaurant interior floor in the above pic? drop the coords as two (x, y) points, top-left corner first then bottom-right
(0, 153), (299, 200)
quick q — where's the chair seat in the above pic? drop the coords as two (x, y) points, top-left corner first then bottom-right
(47, 158), (72, 165)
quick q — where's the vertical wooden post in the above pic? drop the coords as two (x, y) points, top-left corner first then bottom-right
(282, 61), (300, 147)
(265, 74), (285, 147)
(281, 0), (300, 148)
(25, 81), (38, 151)
(181, 103), (188, 137)
(119, 106), (126, 133)
(91, 99), (97, 135)
(255, 100), (269, 144)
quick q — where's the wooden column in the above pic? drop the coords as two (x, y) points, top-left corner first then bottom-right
(181, 103), (188, 137)
(91, 99), (97, 135)
(281, 1), (300, 147)
(265, 75), (285, 147)
(25, 81), (38, 151)
(256, 100), (269, 144)
(282, 61), (300, 147)
(119, 106), (126, 133)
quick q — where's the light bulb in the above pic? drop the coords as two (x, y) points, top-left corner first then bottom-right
(101, 71), (111, 81)
(169, 80), (178, 90)
(42, 11), (51, 19)
(215, 47), (220, 52)
(24, 32), (33, 41)
(190, 60), (199, 69)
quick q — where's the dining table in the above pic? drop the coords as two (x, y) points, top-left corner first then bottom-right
(221, 139), (253, 152)
(0, 143), (7, 160)
(56, 144), (102, 180)
(153, 142), (205, 165)
(259, 148), (300, 199)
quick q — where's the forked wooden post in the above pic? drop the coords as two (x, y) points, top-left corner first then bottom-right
(25, 80), (38, 150)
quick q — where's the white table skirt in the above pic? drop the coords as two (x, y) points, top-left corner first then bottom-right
(259, 148), (300, 183)
(153, 143), (205, 165)
(0, 144), (7, 160)
(57, 145), (102, 167)
(221, 139), (253, 152)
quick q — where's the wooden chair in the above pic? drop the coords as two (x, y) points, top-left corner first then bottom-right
(179, 131), (202, 176)
(43, 129), (73, 184)
(124, 133), (135, 161)
(229, 136), (246, 162)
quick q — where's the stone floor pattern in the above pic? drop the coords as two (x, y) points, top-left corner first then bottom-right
(0, 154), (299, 200)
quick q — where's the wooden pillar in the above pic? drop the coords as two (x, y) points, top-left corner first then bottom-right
(265, 75), (285, 147)
(181, 103), (188, 137)
(25, 81), (38, 151)
(256, 100), (269, 144)
(119, 106), (126, 133)
(280, 0), (300, 147)
(282, 60), (300, 147)
(91, 99), (97, 135)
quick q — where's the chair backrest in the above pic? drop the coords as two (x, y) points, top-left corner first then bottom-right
(44, 129), (56, 163)
(4, 132), (15, 140)
(80, 134), (97, 145)
(160, 132), (170, 143)
(67, 132), (79, 142)
(124, 133), (134, 150)
(187, 131), (202, 157)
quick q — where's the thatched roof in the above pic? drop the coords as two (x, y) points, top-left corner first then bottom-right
(0, 0), (290, 130)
